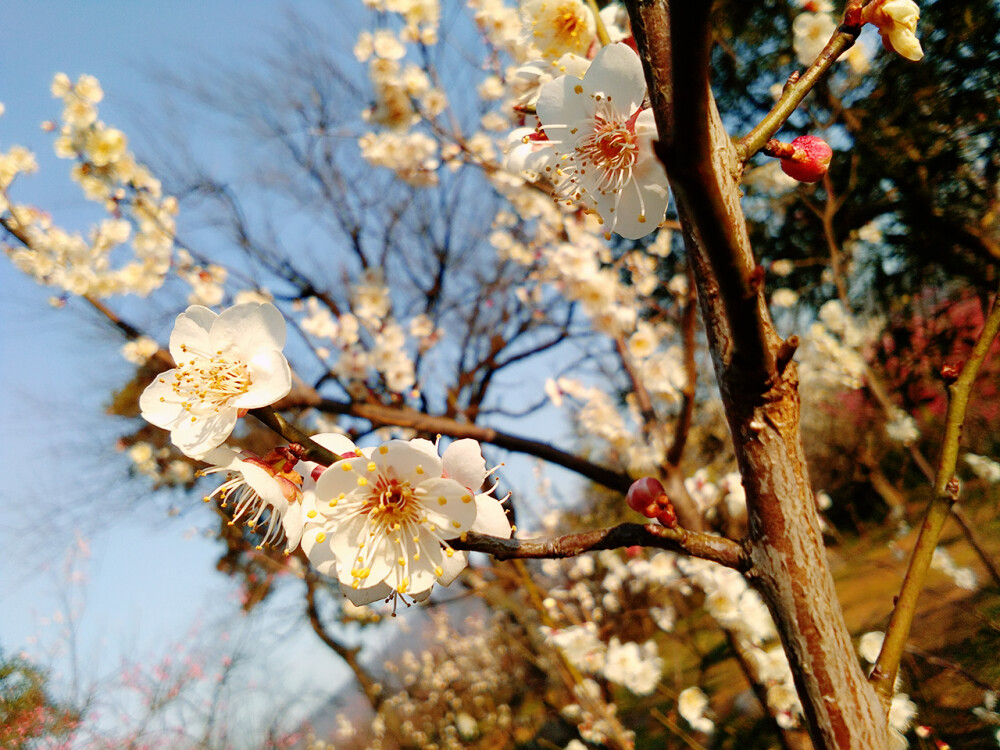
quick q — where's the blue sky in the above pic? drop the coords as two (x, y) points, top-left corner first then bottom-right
(0, 1), (373, 738)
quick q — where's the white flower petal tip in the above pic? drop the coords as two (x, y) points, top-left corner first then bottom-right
(139, 301), (292, 458)
(531, 42), (669, 239)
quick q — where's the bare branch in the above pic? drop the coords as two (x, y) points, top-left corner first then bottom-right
(451, 524), (748, 570)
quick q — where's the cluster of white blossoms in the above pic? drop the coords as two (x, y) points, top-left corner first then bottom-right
(137, 301), (510, 605)
(930, 546), (978, 591)
(2, 74), (177, 298)
(800, 299), (880, 390)
(790, 0), (922, 70)
(964, 453), (1000, 483)
(295, 284), (430, 397)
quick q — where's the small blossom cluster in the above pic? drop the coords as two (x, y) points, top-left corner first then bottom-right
(2, 74), (177, 298)
(358, 612), (525, 750)
(800, 300), (880, 390)
(295, 283), (431, 397)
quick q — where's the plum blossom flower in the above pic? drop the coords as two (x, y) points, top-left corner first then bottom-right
(139, 302), (292, 458)
(862, 0), (924, 61)
(678, 686), (714, 733)
(532, 42), (669, 239)
(521, 0), (596, 59)
(792, 12), (837, 66)
(304, 437), (511, 605)
(199, 445), (306, 553)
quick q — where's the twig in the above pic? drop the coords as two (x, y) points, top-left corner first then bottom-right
(735, 2), (874, 162)
(311, 396), (634, 492)
(248, 406), (340, 465)
(451, 523), (748, 571)
(871, 283), (1000, 696)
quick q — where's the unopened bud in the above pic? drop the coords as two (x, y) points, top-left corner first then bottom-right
(940, 363), (960, 383)
(626, 477), (667, 519)
(778, 135), (833, 183)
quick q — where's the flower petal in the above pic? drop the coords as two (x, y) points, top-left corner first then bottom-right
(416, 477), (478, 534)
(537, 75), (589, 139)
(470, 495), (513, 539)
(212, 301), (287, 355)
(138, 374), (184, 428)
(231, 350), (292, 409)
(168, 306), (216, 362)
(340, 580), (392, 606)
(375, 440), (442, 485)
(170, 409), (238, 459)
(441, 439), (487, 490)
(583, 43), (646, 114)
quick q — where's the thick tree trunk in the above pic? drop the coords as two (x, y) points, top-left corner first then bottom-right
(625, 1), (890, 746)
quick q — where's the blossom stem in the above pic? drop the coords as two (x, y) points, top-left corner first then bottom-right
(586, 0), (612, 46)
(452, 523), (748, 570)
(249, 406), (340, 466)
(870, 283), (1000, 697)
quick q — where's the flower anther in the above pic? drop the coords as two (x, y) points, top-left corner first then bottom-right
(199, 445), (306, 553)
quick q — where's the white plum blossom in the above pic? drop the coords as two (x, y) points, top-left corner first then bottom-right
(862, 0), (924, 61)
(603, 637), (663, 695)
(885, 408), (920, 446)
(199, 445), (306, 553)
(520, 0), (596, 59)
(541, 622), (607, 673)
(532, 42), (669, 239)
(678, 686), (714, 734)
(965, 453), (1000, 483)
(858, 630), (885, 663)
(139, 302), (292, 458)
(304, 437), (511, 604)
(792, 12), (837, 66)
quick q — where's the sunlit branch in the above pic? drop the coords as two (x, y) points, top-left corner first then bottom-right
(249, 406), (341, 466)
(452, 523), (748, 570)
(871, 282), (1000, 697)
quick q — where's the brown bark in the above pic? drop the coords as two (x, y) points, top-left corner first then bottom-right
(625, 1), (889, 746)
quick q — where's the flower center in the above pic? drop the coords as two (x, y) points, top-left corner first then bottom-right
(365, 477), (418, 526)
(171, 345), (251, 417)
(534, 2), (591, 56)
(578, 116), (638, 175)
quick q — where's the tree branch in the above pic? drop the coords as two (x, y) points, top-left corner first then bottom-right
(451, 523), (748, 570)
(871, 282), (1000, 696)
(303, 575), (383, 711)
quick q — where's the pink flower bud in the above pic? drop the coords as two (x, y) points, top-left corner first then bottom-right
(626, 477), (668, 519)
(779, 135), (833, 183)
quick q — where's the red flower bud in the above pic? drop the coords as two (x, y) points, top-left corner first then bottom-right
(626, 477), (666, 518)
(779, 135), (833, 183)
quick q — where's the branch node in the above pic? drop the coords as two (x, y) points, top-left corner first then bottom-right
(776, 335), (800, 375)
